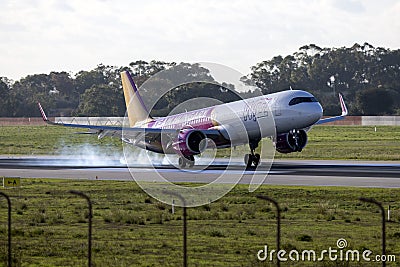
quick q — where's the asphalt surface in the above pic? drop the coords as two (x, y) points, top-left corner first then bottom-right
(0, 156), (400, 188)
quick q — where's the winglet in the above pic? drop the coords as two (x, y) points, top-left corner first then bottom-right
(339, 93), (348, 116)
(37, 102), (57, 125)
(315, 93), (348, 125)
(37, 102), (48, 122)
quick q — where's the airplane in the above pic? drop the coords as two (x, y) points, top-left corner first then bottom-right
(38, 70), (348, 169)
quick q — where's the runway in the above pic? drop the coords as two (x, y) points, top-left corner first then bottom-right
(0, 156), (400, 188)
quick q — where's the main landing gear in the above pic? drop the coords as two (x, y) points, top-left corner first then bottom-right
(244, 140), (260, 169)
(178, 155), (195, 168)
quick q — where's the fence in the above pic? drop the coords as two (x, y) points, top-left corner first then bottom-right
(2, 116), (400, 126)
(0, 117), (125, 126)
(323, 116), (400, 126)
(0, 180), (399, 266)
(0, 118), (48, 126)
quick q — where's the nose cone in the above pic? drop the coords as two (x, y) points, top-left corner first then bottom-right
(311, 102), (323, 123)
(302, 102), (323, 125)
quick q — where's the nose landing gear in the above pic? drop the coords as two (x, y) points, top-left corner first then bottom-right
(244, 152), (260, 169)
(244, 140), (261, 169)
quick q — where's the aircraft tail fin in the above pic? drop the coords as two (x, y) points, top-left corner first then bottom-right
(121, 71), (152, 127)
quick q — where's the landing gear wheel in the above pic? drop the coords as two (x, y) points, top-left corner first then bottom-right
(187, 155), (195, 168)
(244, 154), (253, 169)
(178, 155), (195, 169)
(178, 157), (186, 168)
(253, 153), (260, 167)
(244, 153), (260, 169)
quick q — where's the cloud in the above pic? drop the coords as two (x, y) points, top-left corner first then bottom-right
(0, 0), (398, 80)
(52, 1), (75, 12)
(331, 0), (365, 13)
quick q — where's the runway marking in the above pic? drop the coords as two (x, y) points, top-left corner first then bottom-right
(80, 167), (290, 175)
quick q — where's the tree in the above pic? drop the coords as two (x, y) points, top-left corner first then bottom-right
(10, 74), (58, 117)
(138, 62), (217, 113)
(0, 78), (10, 116)
(162, 82), (240, 115)
(49, 71), (74, 96)
(356, 88), (394, 115)
(74, 67), (108, 95)
(76, 84), (125, 116)
(2, 47), (400, 117)
(128, 60), (176, 87)
(248, 43), (400, 114)
(0, 78), (8, 95)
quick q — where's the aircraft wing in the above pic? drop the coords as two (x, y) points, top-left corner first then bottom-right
(315, 93), (348, 125)
(38, 103), (171, 136)
(38, 103), (227, 142)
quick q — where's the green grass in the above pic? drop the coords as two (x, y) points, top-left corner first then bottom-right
(0, 180), (400, 266)
(0, 126), (122, 156)
(1, 125), (400, 160)
(276, 126), (400, 161)
(214, 125), (400, 161)
(1, 126), (400, 266)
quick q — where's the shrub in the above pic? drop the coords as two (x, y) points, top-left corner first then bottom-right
(297, 234), (312, 242)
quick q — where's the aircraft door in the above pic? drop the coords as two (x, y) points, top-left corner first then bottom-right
(273, 99), (282, 116)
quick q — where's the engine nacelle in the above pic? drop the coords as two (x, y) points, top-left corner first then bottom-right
(172, 129), (208, 157)
(276, 129), (308, 154)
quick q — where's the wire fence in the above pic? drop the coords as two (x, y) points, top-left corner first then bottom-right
(0, 182), (399, 266)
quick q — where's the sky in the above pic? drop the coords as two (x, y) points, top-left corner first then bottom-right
(1, 0), (399, 81)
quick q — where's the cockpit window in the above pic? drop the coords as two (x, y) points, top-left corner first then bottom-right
(289, 97), (318, 106)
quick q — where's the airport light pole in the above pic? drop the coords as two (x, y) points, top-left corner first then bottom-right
(359, 197), (386, 267)
(0, 191), (12, 267)
(257, 195), (281, 267)
(70, 190), (93, 267)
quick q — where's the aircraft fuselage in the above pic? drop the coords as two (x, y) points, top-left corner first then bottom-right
(133, 90), (323, 154)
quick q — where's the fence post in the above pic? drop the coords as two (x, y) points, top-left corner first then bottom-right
(163, 191), (187, 267)
(360, 197), (386, 267)
(0, 191), (12, 267)
(70, 190), (92, 267)
(257, 195), (281, 267)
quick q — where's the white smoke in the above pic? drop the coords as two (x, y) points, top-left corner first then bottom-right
(53, 140), (177, 167)
(123, 144), (177, 167)
(51, 140), (232, 168)
(54, 141), (124, 167)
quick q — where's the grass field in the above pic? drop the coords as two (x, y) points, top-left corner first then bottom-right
(278, 126), (400, 161)
(0, 126), (121, 157)
(1, 125), (400, 266)
(0, 179), (399, 266)
(1, 125), (400, 161)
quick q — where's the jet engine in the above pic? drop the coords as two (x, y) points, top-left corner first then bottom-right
(172, 129), (208, 156)
(276, 129), (308, 153)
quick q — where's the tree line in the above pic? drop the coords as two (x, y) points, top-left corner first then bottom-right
(246, 43), (400, 115)
(1, 43), (399, 117)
